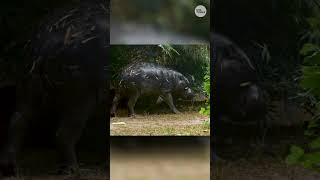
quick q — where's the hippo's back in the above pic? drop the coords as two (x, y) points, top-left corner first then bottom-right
(24, 0), (108, 98)
(122, 62), (182, 82)
(119, 62), (185, 94)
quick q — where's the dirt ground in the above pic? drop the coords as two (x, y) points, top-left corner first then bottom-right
(110, 111), (210, 136)
(111, 148), (210, 180)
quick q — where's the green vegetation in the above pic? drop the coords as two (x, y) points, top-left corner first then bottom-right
(199, 65), (210, 116)
(202, 119), (210, 129)
(286, 11), (320, 171)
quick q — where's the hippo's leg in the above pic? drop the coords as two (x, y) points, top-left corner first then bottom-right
(156, 96), (164, 104)
(127, 91), (140, 117)
(258, 117), (270, 145)
(110, 92), (121, 117)
(0, 107), (33, 177)
(162, 93), (180, 114)
(55, 98), (95, 174)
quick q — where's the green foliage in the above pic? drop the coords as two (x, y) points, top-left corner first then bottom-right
(305, 115), (320, 136)
(300, 43), (320, 56)
(307, 17), (320, 31)
(253, 41), (303, 107)
(286, 144), (320, 170)
(301, 66), (320, 97)
(199, 65), (210, 116)
(287, 13), (320, 170)
(202, 119), (210, 129)
(203, 68), (210, 97)
(199, 106), (210, 116)
(310, 137), (320, 149)
(286, 146), (305, 165)
(158, 44), (180, 58)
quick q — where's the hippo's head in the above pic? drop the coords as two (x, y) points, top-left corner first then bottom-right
(175, 75), (194, 99)
(230, 82), (266, 121)
(215, 56), (266, 122)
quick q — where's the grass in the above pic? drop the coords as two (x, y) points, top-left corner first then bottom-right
(202, 119), (210, 129)
(110, 111), (210, 136)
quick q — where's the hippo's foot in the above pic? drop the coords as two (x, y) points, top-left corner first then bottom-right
(128, 113), (136, 118)
(0, 157), (16, 177)
(57, 164), (80, 176)
(173, 110), (181, 114)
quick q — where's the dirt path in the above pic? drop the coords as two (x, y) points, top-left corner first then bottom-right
(111, 150), (210, 180)
(110, 111), (210, 136)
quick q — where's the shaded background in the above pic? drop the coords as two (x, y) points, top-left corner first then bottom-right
(213, 0), (320, 179)
(110, 0), (210, 44)
(0, 0), (109, 178)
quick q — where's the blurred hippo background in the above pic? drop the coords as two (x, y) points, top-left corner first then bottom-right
(213, 33), (267, 125)
(212, 3), (317, 180)
(109, 45), (210, 136)
(212, 32), (313, 160)
(0, 0), (109, 178)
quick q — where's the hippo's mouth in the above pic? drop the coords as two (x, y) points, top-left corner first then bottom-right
(182, 92), (195, 100)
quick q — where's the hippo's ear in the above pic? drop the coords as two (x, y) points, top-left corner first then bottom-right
(186, 74), (194, 83)
(178, 80), (187, 87)
(221, 59), (241, 72)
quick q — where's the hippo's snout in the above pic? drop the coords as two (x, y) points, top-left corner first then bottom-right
(184, 87), (195, 99)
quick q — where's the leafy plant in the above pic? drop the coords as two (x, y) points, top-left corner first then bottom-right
(287, 15), (320, 170)
(199, 65), (210, 116)
(286, 139), (320, 170)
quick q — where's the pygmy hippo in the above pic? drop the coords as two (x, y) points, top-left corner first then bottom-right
(212, 33), (266, 123)
(111, 62), (194, 117)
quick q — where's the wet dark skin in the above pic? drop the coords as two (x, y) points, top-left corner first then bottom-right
(212, 33), (267, 162)
(111, 62), (194, 117)
(213, 33), (266, 124)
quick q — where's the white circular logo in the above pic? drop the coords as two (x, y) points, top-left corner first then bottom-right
(195, 5), (207, 18)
